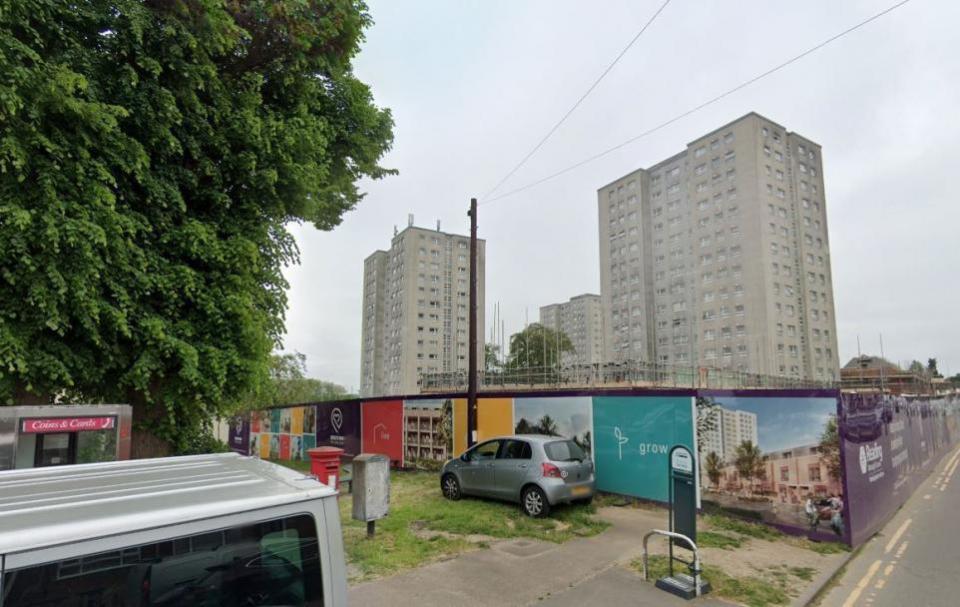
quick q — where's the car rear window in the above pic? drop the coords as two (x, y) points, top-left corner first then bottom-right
(2, 514), (324, 606)
(544, 440), (586, 462)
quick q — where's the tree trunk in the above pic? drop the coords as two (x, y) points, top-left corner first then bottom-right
(128, 389), (174, 459)
(131, 428), (173, 459)
(13, 382), (53, 406)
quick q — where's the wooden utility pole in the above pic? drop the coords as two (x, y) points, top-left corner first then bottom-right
(467, 198), (478, 448)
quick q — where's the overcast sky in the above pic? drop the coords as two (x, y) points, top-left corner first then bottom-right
(280, 0), (960, 391)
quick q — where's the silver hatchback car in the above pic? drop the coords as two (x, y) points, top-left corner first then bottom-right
(440, 435), (595, 517)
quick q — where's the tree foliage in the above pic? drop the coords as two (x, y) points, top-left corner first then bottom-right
(818, 415), (842, 482)
(704, 451), (723, 488)
(506, 323), (574, 369)
(253, 352), (354, 408)
(695, 396), (720, 447)
(484, 343), (501, 372)
(0, 1), (394, 447)
(734, 440), (763, 495)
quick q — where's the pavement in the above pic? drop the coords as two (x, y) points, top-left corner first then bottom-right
(815, 445), (960, 607)
(348, 506), (728, 607)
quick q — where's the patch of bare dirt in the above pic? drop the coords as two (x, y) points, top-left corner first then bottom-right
(409, 520), (496, 544)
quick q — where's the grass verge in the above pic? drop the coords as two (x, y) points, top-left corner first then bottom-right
(704, 513), (851, 556)
(634, 555), (794, 607)
(697, 531), (743, 550)
(271, 461), (608, 581)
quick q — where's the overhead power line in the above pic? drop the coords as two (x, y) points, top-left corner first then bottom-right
(480, 0), (914, 206)
(481, 0), (675, 200)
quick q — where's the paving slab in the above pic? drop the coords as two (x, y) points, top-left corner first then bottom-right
(536, 565), (732, 606)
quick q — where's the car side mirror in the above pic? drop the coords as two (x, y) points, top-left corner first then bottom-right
(460, 453), (470, 462)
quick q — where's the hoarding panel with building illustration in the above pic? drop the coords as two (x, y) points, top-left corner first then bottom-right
(696, 393), (844, 542)
(406, 398), (455, 465)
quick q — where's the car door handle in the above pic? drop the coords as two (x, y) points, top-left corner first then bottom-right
(485, 463), (494, 468)
(518, 464), (528, 469)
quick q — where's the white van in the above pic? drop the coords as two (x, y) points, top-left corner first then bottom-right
(0, 453), (346, 606)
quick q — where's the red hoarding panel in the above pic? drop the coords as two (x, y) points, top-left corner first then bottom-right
(280, 434), (291, 460)
(21, 417), (116, 433)
(362, 400), (403, 465)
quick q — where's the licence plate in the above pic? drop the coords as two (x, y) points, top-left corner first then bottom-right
(571, 485), (590, 497)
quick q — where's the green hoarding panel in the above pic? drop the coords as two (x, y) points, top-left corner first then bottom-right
(592, 396), (695, 502)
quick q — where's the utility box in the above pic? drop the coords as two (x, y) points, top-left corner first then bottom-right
(352, 453), (390, 523)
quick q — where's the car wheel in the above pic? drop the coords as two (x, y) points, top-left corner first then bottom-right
(441, 474), (462, 500)
(521, 486), (550, 518)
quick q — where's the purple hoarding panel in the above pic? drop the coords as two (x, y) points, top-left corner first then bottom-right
(841, 393), (960, 546)
(316, 401), (361, 456)
(227, 414), (250, 455)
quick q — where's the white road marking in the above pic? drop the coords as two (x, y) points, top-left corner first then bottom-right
(875, 578), (887, 590)
(884, 563), (896, 577)
(924, 494), (932, 499)
(896, 541), (909, 558)
(884, 519), (912, 554)
(842, 560), (884, 607)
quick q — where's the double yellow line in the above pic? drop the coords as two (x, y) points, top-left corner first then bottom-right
(841, 517), (912, 607)
(840, 445), (960, 605)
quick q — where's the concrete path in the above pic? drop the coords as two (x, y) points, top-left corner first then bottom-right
(817, 445), (960, 607)
(348, 506), (730, 606)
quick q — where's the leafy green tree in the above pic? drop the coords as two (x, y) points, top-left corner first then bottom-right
(0, 1), (394, 451)
(514, 417), (535, 434)
(818, 415), (842, 481)
(696, 396), (720, 447)
(535, 414), (559, 436)
(574, 430), (592, 457)
(927, 358), (942, 378)
(734, 440), (763, 495)
(704, 451), (723, 488)
(484, 343), (501, 373)
(436, 399), (453, 453)
(506, 324), (574, 369)
(253, 352), (354, 408)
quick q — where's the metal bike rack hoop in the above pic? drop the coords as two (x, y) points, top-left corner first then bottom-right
(642, 529), (704, 598)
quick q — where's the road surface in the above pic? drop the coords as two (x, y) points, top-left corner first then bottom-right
(818, 445), (960, 607)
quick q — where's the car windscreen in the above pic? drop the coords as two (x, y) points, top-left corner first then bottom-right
(544, 440), (586, 462)
(1, 514), (324, 607)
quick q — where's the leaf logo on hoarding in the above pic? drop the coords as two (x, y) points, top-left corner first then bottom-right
(614, 426), (629, 460)
(331, 408), (343, 434)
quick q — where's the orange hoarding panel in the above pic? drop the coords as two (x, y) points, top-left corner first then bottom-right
(478, 398), (514, 441)
(453, 398), (467, 456)
(452, 397), (514, 455)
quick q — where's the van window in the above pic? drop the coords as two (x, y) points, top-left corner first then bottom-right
(1, 514), (323, 606)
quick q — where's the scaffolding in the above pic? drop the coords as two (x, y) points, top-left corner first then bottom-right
(419, 361), (836, 393)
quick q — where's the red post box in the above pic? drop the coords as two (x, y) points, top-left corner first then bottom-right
(308, 447), (344, 489)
